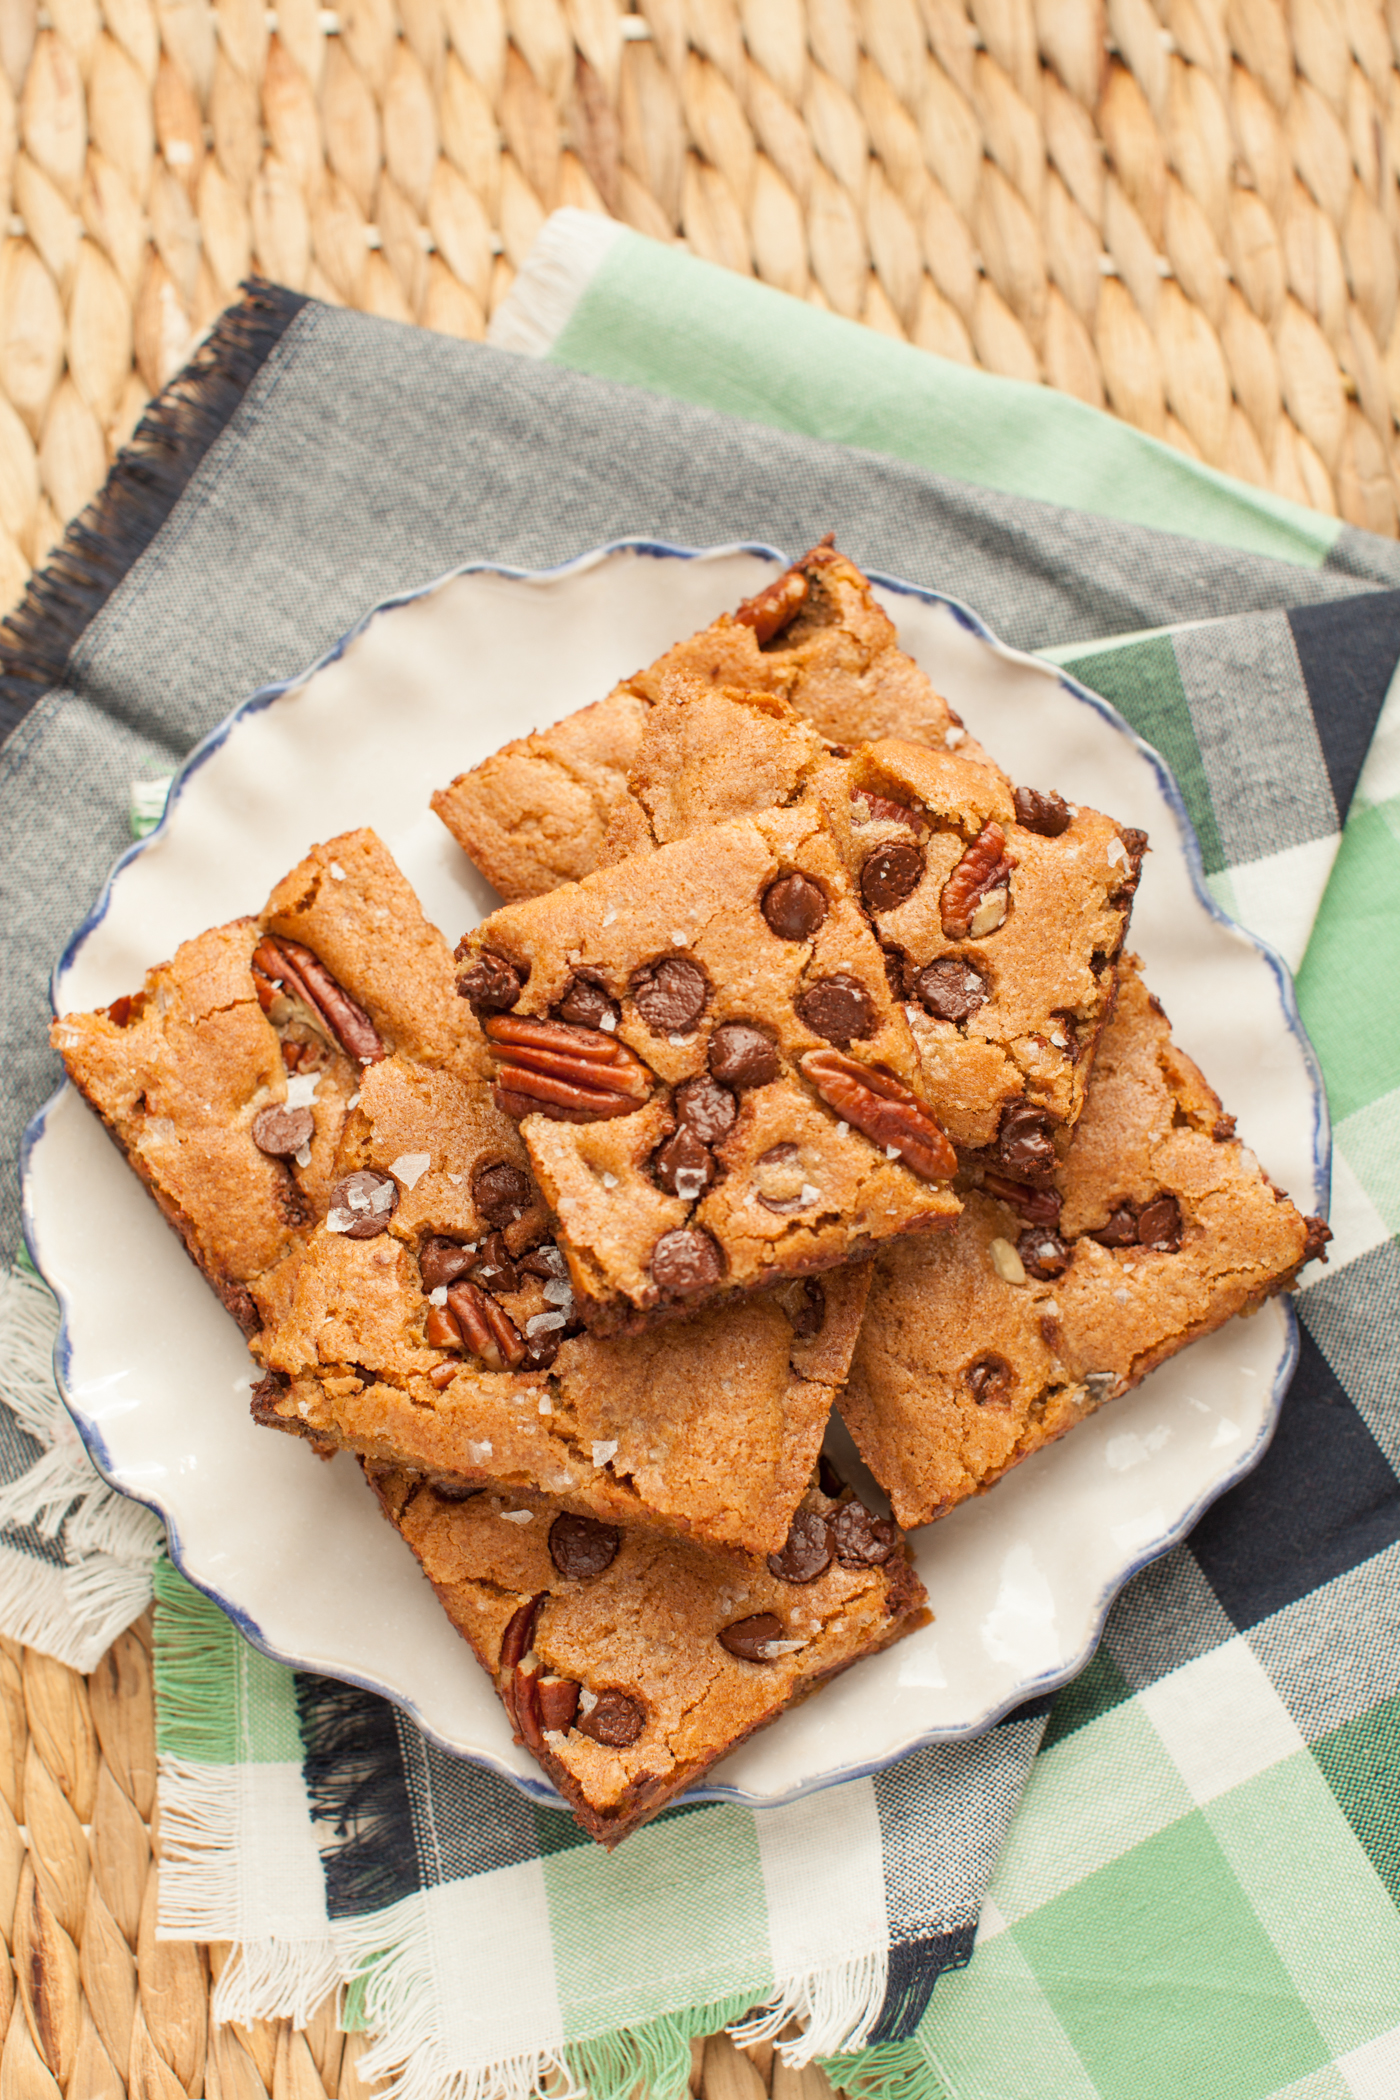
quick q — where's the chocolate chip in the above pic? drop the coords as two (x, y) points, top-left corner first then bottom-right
(767, 1509), (833, 1583)
(914, 958), (988, 1024)
(650, 1227), (724, 1295)
(419, 1237), (475, 1290)
(1213, 1115), (1237, 1143)
(675, 1074), (737, 1145)
(1018, 1227), (1070, 1279)
(459, 950), (524, 1014)
(709, 1023), (780, 1090)
(548, 1511), (621, 1579)
(327, 1169), (399, 1239)
(965, 1355), (1012, 1407)
(817, 1452), (845, 1498)
(796, 974), (877, 1046)
(861, 841), (925, 913)
(521, 1333), (561, 1371)
(520, 1242), (568, 1280)
(249, 1369), (288, 1419)
(251, 1104), (314, 1158)
(430, 1477), (479, 1501)
(996, 1102), (1057, 1186)
(652, 1126), (714, 1201)
(1092, 1206), (1139, 1248)
(555, 974), (618, 1030)
(831, 1501), (898, 1566)
(631, 956), (710, 1035)
(473, 1161), (534, 1228)
(791, 1279), (825, 1338)
(576, 1688), (645, 1746)
(1137, 1195), (1182, 1252)
(536, 1677), (581, 1732)
(471, 1230), (519, 1294)
(719, 1612), (786, 1660)
(1013, 786), (1073, 836)
(762, 874), (827, 941)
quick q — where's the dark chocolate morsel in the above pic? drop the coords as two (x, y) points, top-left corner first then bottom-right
(996, 1101), (1058, 1186)
(555, 974), (619, 1030)
(795, 973), (877, 1046)
(1018, 1227), (1070, 1279)
(791, 1278), (825, 1338)
(719, 1612), (786, 1660)
(419, 1237), (475, 1290)
(914, 958), (988, 1023)
(1137, 1195), (1182, 1252)
(831, 1501), (898, 1566)
(536, 1677), (581, 1733)
(762, 874), (828, 941)
(473, 1161), (534, 1227)
(708, 1022), (781, 1090)
(1092, 1206), (1140, 1249)
(767, 1509), (834, 1583)
(674, 1073), (738, 1145)
(459, 950), (524, 1013)
(631, 956), (710, 1035)
(965, 1355), (1012, 1407)
(471, 1230), (519, 1294)
(650, 1227), (723, 1294)
(327, 1169), (398, 1239)
(576, 1688), (645, 1747)
(817, 1452), (846, 1498)
(860, 841), (925, 914)
(548, 1511), (621, 1580)
(651, 1126), (714, 1201)
(1013, 786), (1073, 837)
(251, 1104), (314, 1158)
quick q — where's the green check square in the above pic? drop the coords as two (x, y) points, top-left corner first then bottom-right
(1058, 638), (1226, 876)
(1042, 1647), (1135, 1752)
(1312, 1691), (1400, 1909)
(1297, 804), (1400, 1121)
(1011, 1812), (1330, 2100)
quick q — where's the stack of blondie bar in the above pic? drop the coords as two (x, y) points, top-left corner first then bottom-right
(52, 543), (1327, 1845)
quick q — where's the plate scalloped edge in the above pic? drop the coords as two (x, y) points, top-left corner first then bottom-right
(22, 537), (1330, 1813)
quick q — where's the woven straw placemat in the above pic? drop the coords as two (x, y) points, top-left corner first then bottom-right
(2, 0), (1400, 632)
(4, 0), (1400, 2089)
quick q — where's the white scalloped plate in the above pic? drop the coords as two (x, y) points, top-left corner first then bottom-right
(22, 542), (1327, 1811)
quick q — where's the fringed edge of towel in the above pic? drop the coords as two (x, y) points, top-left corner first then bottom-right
(0, 277), (308, 740)
(0, 1263), (162, 1670)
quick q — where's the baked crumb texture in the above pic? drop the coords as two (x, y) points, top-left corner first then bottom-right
(252, 1044), (873, 1556)
(430, 541), (996, 904)
(49, 828), (485, 1334)
(367, 1466), (929, 1846)
(840, 959), (1326, 1529)
(459, 800), (962, 1334)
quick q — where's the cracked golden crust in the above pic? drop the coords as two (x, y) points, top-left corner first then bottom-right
(253, 1049), (871, 1556)
(431, 545), (996, 904)
(819, 741), (1141, 1148)
(840, 960), (1317, 1529)
(462, 801), (960, 1331)
(366, 1467), (929, 1845)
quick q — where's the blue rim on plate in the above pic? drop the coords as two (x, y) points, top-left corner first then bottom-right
(22, 538), (1330, 1813)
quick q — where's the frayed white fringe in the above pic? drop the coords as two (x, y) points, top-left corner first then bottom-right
(0, 1265), (162, 1669)
(335, 1897), (582, 2100)
(159, 1756), (342, 2027)
(486, 209), (622, 359)
(730, 1950), (889, 2068)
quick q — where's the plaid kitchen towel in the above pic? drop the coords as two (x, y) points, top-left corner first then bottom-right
(2, 234), (1400, 2099)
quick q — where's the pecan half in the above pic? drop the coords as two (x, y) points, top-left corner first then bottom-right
(251, 936), (386, 1064)
(483, 1014), (652, 1122)
(445, 1278), (527, 1368)
(851, 787), (926, 831)
(800, 1049), (956, 1182)
(940, 823), (1016, 939)
(498, 1592), (546, 1739)
(735, 566), (808, 643)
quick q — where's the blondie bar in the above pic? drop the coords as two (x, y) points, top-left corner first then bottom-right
(839, 960), (1329, 1528)
(432, 541), (993, 903)
(368, 1463), (929, 1845)
(252, 1047), (870, 1557)
(458, 800), (961, 1334)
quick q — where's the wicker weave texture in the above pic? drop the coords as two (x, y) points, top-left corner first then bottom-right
(0, 1618), (832, 2100)
(3, 0), (1400, 626)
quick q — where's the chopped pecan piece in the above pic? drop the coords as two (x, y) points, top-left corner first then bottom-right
(445, 1278), (527, 1368)
(800, 1049), (956, 1182)
(498, 1593), (546, 1738)
(940, 822), (1016, 939)
(983, 1172), (1062, 1225)
(252, 937), (386, 1064)
(851, 787), (926, 830)
(483, 1013), (653, 1122)
(735, 566), (808, 643)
